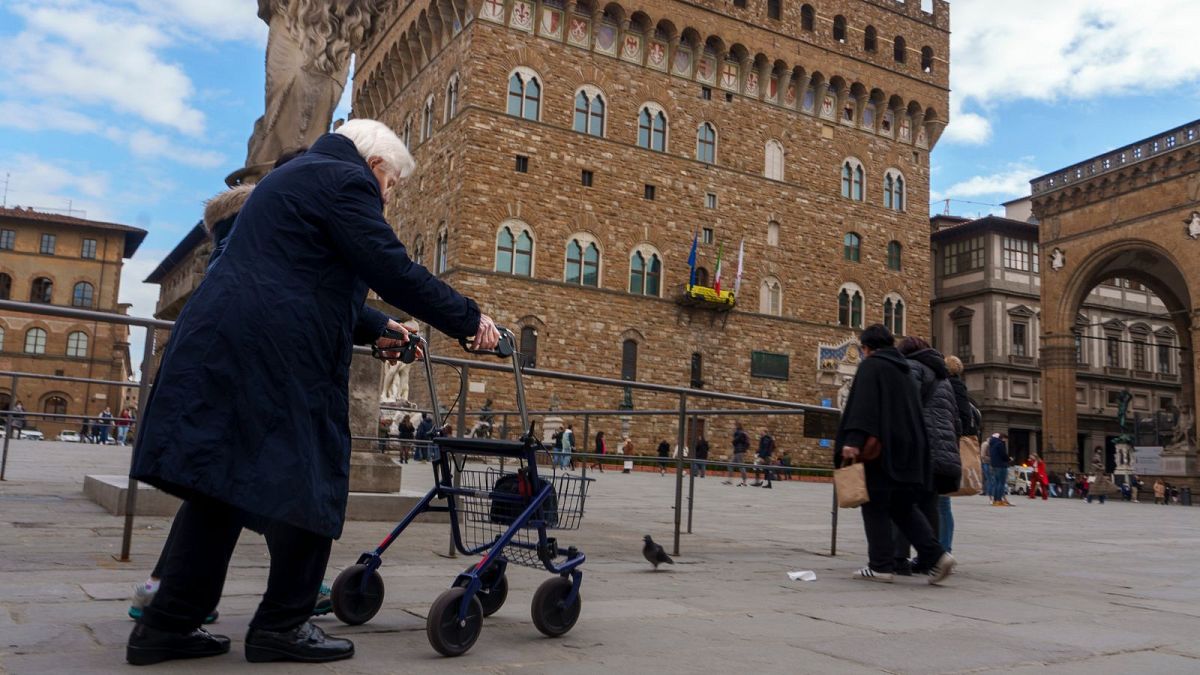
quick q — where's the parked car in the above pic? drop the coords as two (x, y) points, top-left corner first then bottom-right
(1007, 465), (1034, 495)
(56, 430), (82, 443)
(21, 429), (45, 441)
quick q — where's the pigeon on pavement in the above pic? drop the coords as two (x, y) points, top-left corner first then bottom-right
(643, 535), (674, 570)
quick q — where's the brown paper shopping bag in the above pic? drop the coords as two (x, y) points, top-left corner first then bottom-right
(834, 461), (870, 508)
(951, 436), (984, 497)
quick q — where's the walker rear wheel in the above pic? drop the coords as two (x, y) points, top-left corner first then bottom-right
(427, 587), (483, 657)
(453, 564), (509, 617)
(331, 564), (385, 626)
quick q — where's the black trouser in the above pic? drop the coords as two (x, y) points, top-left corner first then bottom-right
(893, 489), (939, 571)
(860, 482), (944, 574)
(140, 497), (331, 634)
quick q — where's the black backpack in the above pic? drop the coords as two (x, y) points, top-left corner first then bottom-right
(490, 468), (559, 527)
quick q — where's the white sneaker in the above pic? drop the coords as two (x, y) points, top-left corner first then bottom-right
(927, 553), (957, 585)
(851, 567), (894, 583)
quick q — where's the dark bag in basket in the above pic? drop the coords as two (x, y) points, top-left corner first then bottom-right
(490, 469), (560, 527)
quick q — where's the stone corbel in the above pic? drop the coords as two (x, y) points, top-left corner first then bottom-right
(756, 62), (773, 102)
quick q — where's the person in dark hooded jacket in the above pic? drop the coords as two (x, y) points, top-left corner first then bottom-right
(126, 120), (500, 666)
(835, 325), (957, 585)
(893, 337), (962, 571)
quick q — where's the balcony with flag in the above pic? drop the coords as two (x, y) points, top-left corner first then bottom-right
(676, 236), (741, 311)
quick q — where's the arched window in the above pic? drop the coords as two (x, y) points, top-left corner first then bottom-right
(801, 4), (815, 31)
(759, 277), (782, 316)
(629, 248), (663, 296)
(767, 221), (780, 247)
(43, 395), (67, 416)
(696, 122), (716, 164)
(445, 74), (459, 121)
(887, 241), (903, 271)
(66, 331), (88, 358)
(694, 266), (709, 287)
(411, 235), (424, 265)
(883, 295), (906, 335)
(841, 158), (864, 201)
(864, 25), (878, 52)
(421, 94), (435, 141)
(506, 69), (541, 121)
(30, 277), (52, 304)
(921, 46), (934, 73)
(402, 114), (413, 149)
(24, 327), (47, 354)
(0, 326), (5, 351)
(495, 222), (534, 276)
(638, 105), (668, 152)
(0, 273), (10, 300)
(894, 36), (907, 63)
(435, 228), (448, 274)
(519, 325), (538, 368)
(884, 169), (906, 211)
(573, 88), (606, 137)
(767, 0), (782, 21)
(71, 281), (94, 308)
(838, 285), (865, 328)
(764, 139), (785, 180)
(844, 232), (862, 262)
(621, 338), (638, 381)
(565, 237), (600, 287)
(833, 15), (847, 43)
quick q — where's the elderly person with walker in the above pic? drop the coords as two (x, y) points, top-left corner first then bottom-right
(125, 120), (499, 666)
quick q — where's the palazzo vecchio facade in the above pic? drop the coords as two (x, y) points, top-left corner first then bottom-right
(351, 0), (950, 462)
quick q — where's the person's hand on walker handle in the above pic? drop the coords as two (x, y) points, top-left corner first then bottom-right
(471, 314), (500, 352)
(375, 319), (422, 363)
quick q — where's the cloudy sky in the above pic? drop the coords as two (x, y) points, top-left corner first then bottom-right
(1, 0), (1199, 372)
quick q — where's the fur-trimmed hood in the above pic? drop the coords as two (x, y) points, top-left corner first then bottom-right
(203, 184), (254, 234)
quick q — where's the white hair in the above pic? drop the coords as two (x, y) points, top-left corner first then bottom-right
(335, 118), (416, 178)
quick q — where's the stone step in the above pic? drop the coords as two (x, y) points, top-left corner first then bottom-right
(82, 475), (448, 522)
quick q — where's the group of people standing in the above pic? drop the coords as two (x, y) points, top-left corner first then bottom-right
(834, 324), (980, 584)
(80, 407), (136, 445)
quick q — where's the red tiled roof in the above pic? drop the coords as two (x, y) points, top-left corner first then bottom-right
(0, 206), (148, 257)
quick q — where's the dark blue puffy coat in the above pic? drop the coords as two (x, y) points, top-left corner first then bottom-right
(131, 133), (480, 538)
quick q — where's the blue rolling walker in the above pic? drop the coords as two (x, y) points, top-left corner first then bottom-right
(329, 328), (591, 657)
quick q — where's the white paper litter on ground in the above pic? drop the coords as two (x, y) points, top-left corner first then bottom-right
(787, 570), (817, 581)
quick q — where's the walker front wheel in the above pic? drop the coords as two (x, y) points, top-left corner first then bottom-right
(530, 576), (581, 638)
(331, 564), (385, 626)
(427, 587), (483, 657)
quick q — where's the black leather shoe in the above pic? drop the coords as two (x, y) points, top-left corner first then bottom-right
(126, 623), (231, 666)
(245, 621), (354, 663)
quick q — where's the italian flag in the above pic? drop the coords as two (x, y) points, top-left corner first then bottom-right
(713, 243), (724, 293)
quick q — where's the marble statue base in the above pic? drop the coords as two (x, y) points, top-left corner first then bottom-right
(349, 451), (403, 494)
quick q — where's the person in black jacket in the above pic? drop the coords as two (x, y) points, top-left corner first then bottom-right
(835, 325), (957, 585)
(127, 120), (500, 666)
(692, 434), (710, 478)
(894, 337), (962, 572)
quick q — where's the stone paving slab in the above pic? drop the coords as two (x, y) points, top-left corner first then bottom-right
(3, 440), (1200, 674)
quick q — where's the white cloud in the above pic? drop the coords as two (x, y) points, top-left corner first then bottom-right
(120, 129), (226, 169)
(930, 163), (1043, 203)
(947, 0), (1200, 144)
(119, 249), (168, 378)
(941, 110), (992, 145)
(3, 1), (205, 135)
(131, 0), (267, 43)
(0, 153), (114, 217)
(0, 101), (101, 134)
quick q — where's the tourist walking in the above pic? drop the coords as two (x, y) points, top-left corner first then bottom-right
(835, 324), (956, 585)
(723, 423), (750, 486)
(987, 433), (1012, 506)
(117, 408), (133, 445)
(98, 407), (114, 445)
(9, 401), (25, 440)
(126, 121), (500, 666)
(943, 354), (977, 552)
(1029, 454), (1049, 500)
(591, 431), (606, 472)
(893, 337), (962, 571)
(620, 436), (634, 473)
(656, 439), (670, 476)
(693, 434), (709, 478)
(1154, 478), (1166, 504)
(396, 415), (414, 463)
(752, 430), (777, 488)
(562, 424), (576, 470)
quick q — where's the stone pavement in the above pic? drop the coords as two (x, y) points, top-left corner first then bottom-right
(2, 440), (1200, 674)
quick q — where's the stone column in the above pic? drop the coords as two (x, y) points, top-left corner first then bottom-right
(1041, 337), (1078, 472)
